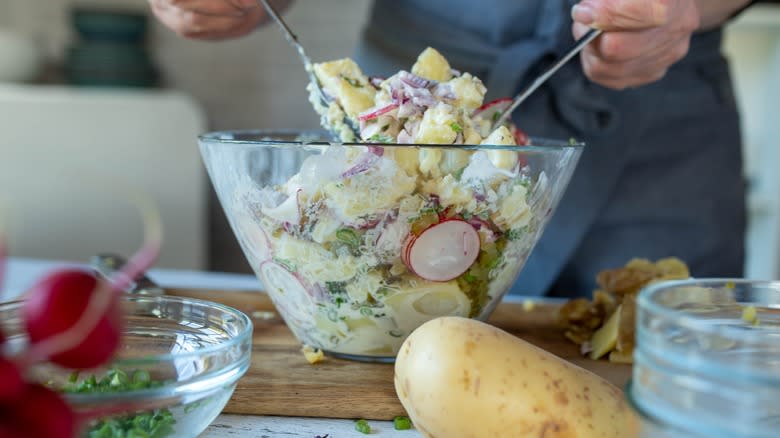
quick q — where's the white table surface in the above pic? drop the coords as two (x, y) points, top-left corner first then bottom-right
(4, 257), (423, 438)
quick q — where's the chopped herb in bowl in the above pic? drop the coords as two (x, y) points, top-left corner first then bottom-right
(62, 369), (175, 438)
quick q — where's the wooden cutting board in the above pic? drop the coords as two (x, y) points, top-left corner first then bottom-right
(166, 287), (632, 421)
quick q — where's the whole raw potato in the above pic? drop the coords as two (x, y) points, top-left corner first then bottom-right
(394, 317), (637, 437)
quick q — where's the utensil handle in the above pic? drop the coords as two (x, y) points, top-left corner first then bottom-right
(257, 0), (311, 70)
(90, 253), (164, 295)
(492, 28), (602, 130)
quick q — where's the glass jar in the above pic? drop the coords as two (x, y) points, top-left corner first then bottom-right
(627, 279), (780, 438)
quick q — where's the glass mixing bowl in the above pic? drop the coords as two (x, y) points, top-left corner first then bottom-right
(199, 130), (583, 361)
(0, 295), (253, 438)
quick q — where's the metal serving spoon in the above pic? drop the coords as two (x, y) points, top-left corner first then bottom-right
(90, 253), (164, 296)
(257, 0), (361, 141)
(491, 28), (602, 131)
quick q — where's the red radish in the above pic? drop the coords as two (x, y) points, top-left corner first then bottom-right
(401, 233), (415, 270)
(22, 270), (122, 369)
(235, 215), (272, 263)
(259, 261), (316, 328)
(0, 357), (23, 404)
(401, 219), (481, 282)
(9, 384), (76, 438)
(473, 98), (531, 145)
(510, 124), (530, 146)
(0, 423), (23, 438)
(472, 97), (512, 120)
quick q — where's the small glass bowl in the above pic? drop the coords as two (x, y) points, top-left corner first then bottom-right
(0, 295), (253, 438)
(628, 279), (780, 438)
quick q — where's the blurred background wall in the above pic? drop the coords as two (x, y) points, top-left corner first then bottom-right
(0, 1), (778, 280)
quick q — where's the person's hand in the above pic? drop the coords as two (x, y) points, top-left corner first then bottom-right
(149, 0), (270, 40)
(571, 0), (701, 89)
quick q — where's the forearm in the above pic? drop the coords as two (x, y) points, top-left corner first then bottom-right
(696, 0), (752, 29)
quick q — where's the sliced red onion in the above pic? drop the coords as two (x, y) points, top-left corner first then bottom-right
(355, 216), (383, 230)
(369, 76), (386, 88)
(467, 215), (495, 232)
(358, 102), (399, 121)
(433, 83), (456, 101)
(341, 152), (381, 178)
(429, 194), (441, 210)
(367, 146), (384, 156)
(407, 88), (437, 108)
(398, 70), (438, 89)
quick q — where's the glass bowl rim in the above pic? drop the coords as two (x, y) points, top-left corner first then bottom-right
(0, 294), (254, 364)
(197, 129), (586, 152)
(638, 278), (780, 343)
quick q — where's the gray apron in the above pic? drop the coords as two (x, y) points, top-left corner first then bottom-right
(355, 0), (747, 297)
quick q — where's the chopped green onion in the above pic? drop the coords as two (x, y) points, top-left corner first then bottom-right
(336, 228), (361, 252)
(342, 76), (363, 88)
(450, 122), (463, 133)
(326, 281), (348, 295)
(393, 416), (412, 430)
(505, 227), (527, 241)
(368, 134), (393, 143)
(272, 257), (296, 272)
(132, 370), (151, 384)
(61, 369), (179, 438)
(355, 419), (372, 434)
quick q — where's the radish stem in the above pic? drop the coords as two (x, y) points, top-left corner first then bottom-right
(17, 192), (163, 368)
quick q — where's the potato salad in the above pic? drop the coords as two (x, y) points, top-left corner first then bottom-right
(308, 47), (529, 146)
(234, 48), (545, 357)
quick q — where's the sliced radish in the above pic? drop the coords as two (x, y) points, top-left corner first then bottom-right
(400, 233), (416, 270)
(510, 124), (530, 146)
(259, 261), (315, 329)
(472, 97), (512, 120)
(402, 219), (481, 282)
(234, 214), (272, 264)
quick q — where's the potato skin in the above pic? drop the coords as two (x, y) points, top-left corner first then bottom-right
(394, 317), (637, 438)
